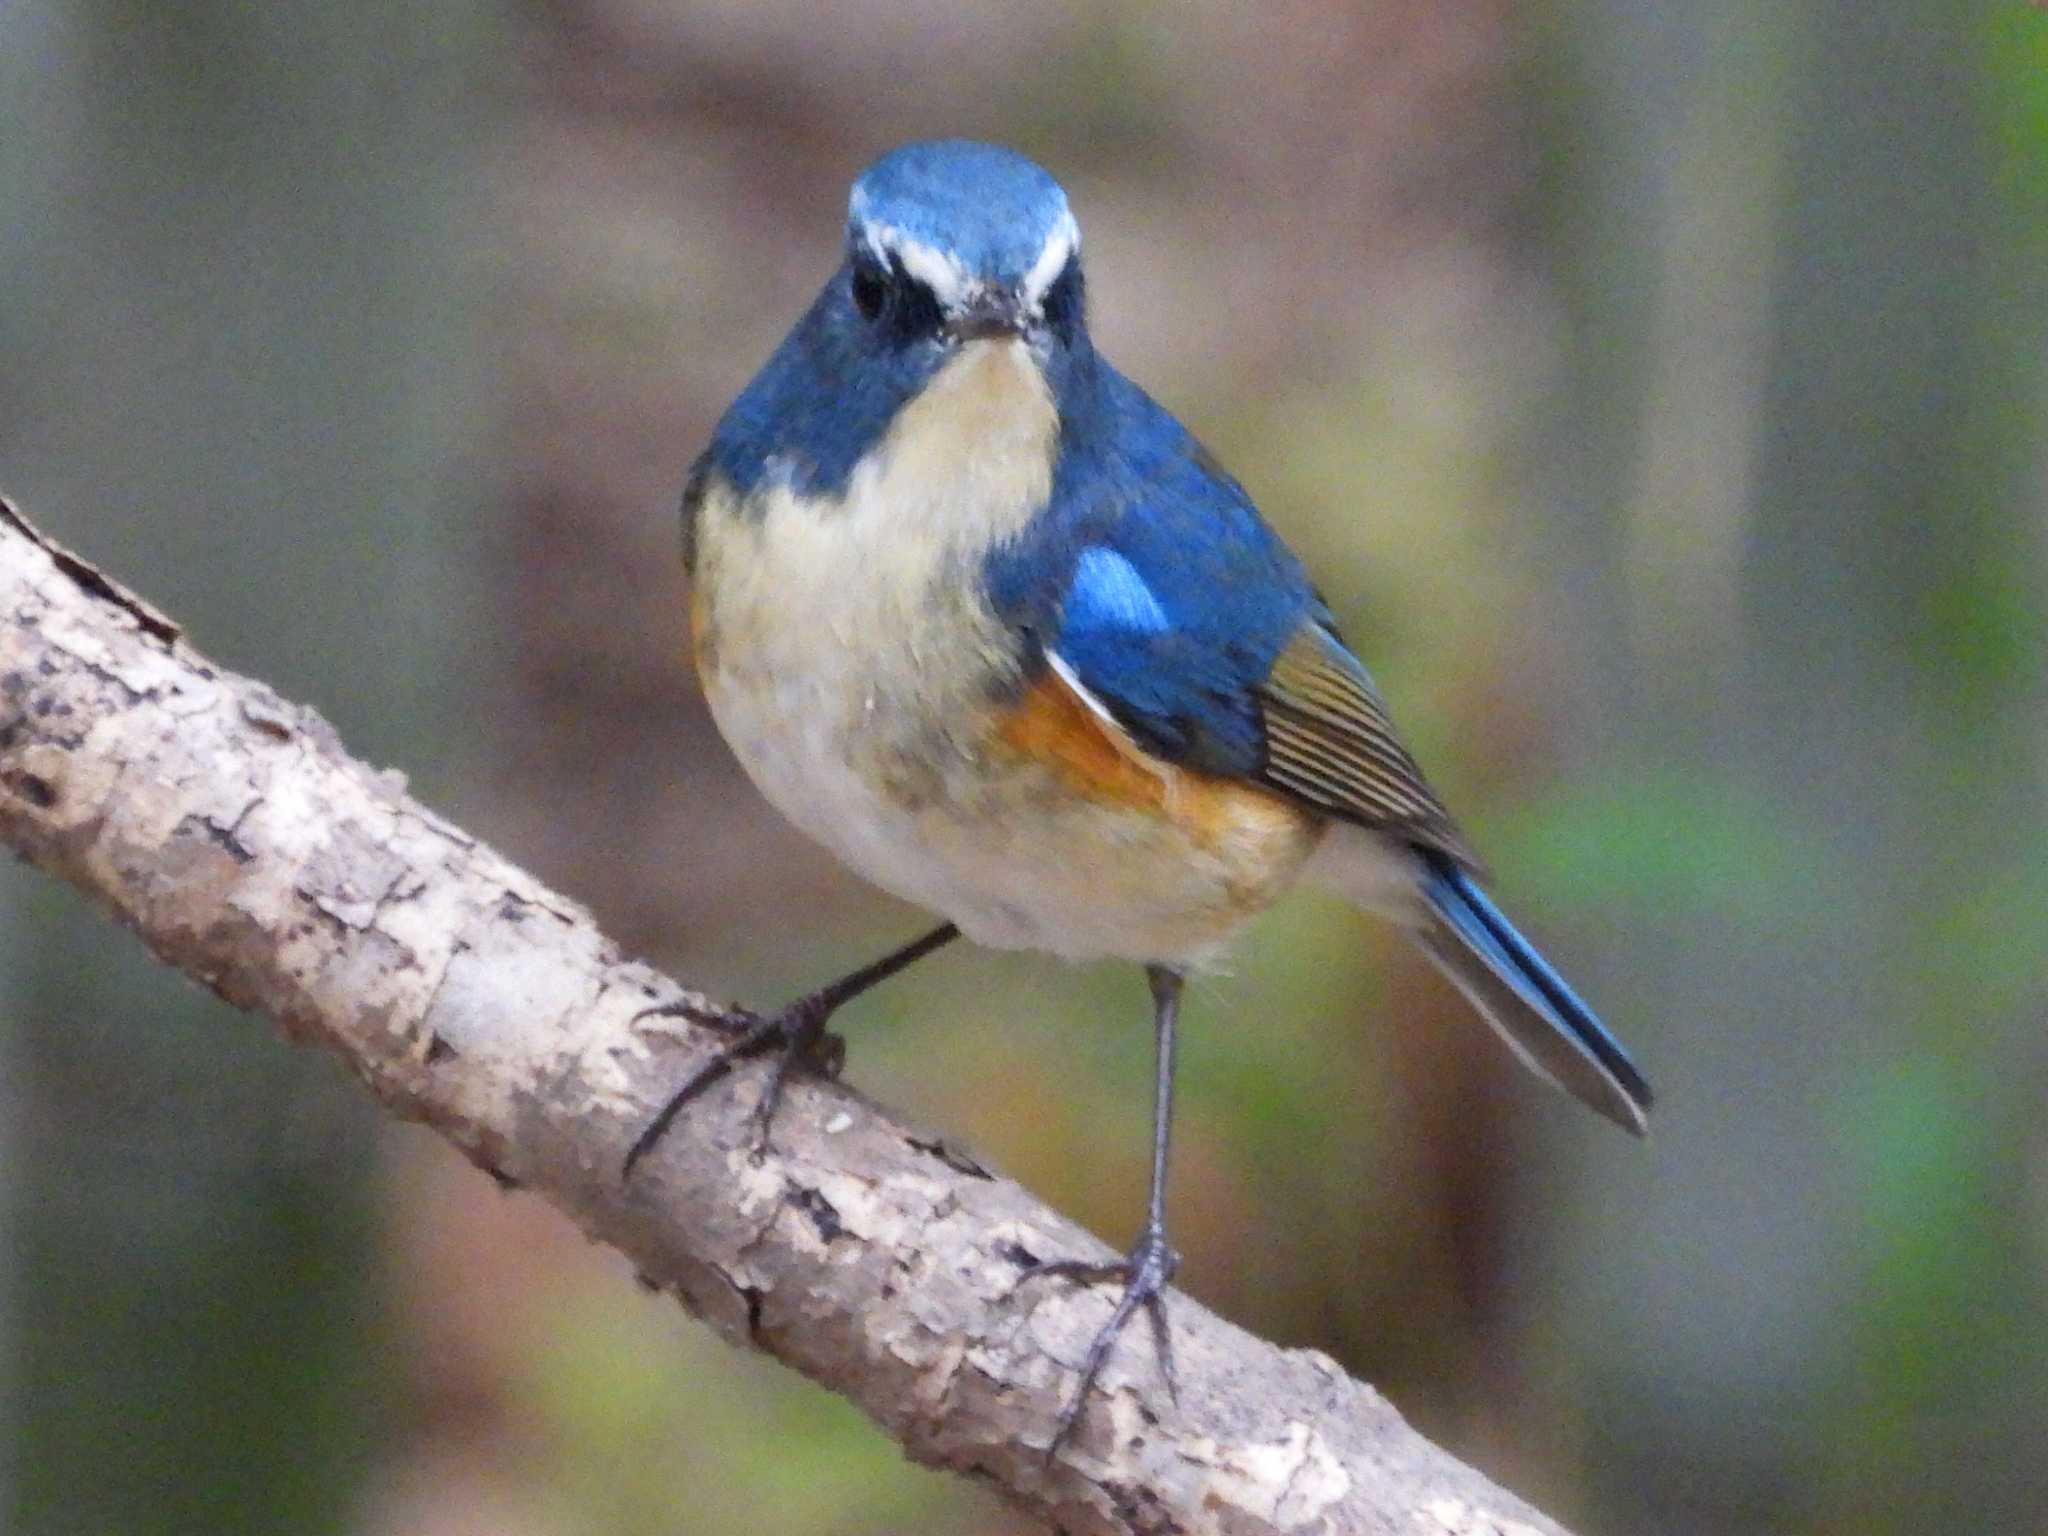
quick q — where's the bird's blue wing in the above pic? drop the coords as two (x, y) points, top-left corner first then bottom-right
(984, 365), (1475, 865)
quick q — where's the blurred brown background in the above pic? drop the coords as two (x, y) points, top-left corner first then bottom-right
(4, 4), (2047, 1534)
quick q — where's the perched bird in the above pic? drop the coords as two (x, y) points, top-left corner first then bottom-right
(628, 139), (1651, 1446)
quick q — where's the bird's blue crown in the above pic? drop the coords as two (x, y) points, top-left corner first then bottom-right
(849, 140), (1079, 295)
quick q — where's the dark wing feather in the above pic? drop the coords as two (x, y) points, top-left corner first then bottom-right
(1255, 621), (1479, 869)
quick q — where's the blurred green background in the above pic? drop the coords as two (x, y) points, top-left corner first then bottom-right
(4, 3), (2046, 1534)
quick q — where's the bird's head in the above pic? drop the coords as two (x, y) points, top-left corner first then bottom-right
(841, 140), (1086, 356)
(701, 141), (1094, 500)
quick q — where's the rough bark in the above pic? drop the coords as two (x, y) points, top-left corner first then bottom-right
(0, 496), (1573, 1536)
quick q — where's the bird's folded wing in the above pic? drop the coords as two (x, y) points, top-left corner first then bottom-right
(985, 367), (1476, 868)
(1039, 533), (1475, 868)
(1253, 622), (1477, 867)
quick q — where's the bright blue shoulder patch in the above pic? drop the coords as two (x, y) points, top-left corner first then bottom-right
(1068, 548), (1170, 634)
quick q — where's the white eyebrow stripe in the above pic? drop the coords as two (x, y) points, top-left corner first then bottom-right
(1022, 209), (1080, 308)
(855, 217), (974, 308)
(1069, 547), (1169, 632)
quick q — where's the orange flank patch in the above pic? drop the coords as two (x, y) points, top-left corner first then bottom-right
(994, 669), (1301, 850)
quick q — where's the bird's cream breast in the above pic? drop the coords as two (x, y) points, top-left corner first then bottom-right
(688, 339), (1062, 893)
(694, 336), (1056, 678)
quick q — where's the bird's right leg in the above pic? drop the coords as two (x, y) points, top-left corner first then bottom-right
(1012, 962), (1186, 1455)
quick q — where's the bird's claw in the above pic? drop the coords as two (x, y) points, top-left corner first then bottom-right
(1013, 1225), (1181, 1454)
(622, 994), (843, 1177)
(636, 995), (749, 1035)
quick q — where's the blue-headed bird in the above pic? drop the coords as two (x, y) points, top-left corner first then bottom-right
(626, 139), (1651, 1447)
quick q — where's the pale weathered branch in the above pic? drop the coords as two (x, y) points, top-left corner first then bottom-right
(0, 495), (1572, 1536)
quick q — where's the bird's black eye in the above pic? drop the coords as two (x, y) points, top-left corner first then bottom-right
(1041, 258), (1083, 333)
(848, 250), (946, 344)
(851, 261), (887, 321)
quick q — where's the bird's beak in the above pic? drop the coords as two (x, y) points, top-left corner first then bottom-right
(948, 290), (1027, 342)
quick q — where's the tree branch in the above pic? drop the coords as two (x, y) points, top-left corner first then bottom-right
(0, 495), (1574, 1536)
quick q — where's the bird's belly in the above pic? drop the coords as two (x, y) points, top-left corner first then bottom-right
(700, 605), (1322, 965)
(909, 779), (1325, 966)
(698, 635), (985, 928)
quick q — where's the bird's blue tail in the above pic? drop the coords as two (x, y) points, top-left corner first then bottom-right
(1418, 857), (1652, 1135)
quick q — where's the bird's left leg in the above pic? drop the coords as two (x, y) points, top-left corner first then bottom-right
(1014, 963), (1184, 1453)
(622, 921), (960, 1176)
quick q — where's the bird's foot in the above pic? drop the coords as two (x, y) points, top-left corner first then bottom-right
(622, 991), (846, 1177)
(1013, 1223), (1181, 1454)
